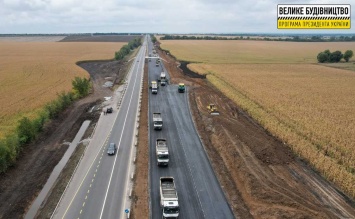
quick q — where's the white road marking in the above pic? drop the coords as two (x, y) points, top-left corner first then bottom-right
(99, 48), (143, 219)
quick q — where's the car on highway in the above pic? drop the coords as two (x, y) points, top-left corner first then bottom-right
(107, 143), (117, 155)
(106, 107), (113, 113)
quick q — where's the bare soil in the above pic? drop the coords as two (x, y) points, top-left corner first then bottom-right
(157, 44), (355, 218)
(130, 60), (149, 219)
(0, 57), (130, 218)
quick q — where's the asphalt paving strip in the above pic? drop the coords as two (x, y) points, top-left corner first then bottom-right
(147, 37), (234, 219)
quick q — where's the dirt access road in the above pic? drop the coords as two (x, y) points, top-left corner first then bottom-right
(0, 40), (131, 218)
(155, 44), (355, 218)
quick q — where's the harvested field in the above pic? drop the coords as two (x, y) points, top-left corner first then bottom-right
(159, 39), (355, 206)
(0, 41), (124, 138)
(60, 35), (141, 42)
(160, 40), (355, 63)
(0, 36), (66, 42)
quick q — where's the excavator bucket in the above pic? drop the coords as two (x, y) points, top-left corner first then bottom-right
(207, 104), (220, 116)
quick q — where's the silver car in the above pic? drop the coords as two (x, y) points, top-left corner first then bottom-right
(107, 143), (117, 155)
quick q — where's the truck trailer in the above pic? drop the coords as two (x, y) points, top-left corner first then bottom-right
(156, 139), (169, 166)
(160, 177), (179, 218)
(151, 81), (158, 94)
(160, 72), (167, 86)
(153, 113), (163, 130)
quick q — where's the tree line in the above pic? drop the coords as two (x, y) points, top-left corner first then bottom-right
(160, 34), (355, 42)
(114, 37), (142, 60)
(0, 77), (90, 173)
(317, 50), (354, 63)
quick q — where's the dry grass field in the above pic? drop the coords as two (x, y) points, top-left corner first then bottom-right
(160, 40), (355, 198)
(0, 42), (124, 138)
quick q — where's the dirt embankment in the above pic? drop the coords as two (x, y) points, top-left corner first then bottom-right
(130, 60), (149, 219)
(0, 58), (130, 218)
(156, 44), (355, 218)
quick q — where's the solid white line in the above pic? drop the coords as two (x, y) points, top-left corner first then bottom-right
(98, 47), (143, 219)
(61, 51), (140, 219)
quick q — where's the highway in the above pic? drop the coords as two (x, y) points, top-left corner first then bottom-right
(147, 36), (234, 218)
(53, 36), (147, 219)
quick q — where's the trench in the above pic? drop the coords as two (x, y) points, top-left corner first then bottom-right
(24, 120), (91, 219)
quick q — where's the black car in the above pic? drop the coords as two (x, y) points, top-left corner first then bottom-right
(107, 143), (117, 155)
(106, 107), (113, 113)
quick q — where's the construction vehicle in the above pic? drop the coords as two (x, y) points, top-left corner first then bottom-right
(207, 104), (220, 115)
(151, 81), (158, 94)
(178, 83), (185, 93)
(153, 113), (163, 130)
(159, 72), (167, 86)
(156, 139), (169, 166)
(160, 177), (179, 218)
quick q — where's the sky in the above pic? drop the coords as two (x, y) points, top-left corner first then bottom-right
(0, 0), (354, 34)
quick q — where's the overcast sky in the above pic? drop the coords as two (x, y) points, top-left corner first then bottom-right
(0, 0), (354, 34)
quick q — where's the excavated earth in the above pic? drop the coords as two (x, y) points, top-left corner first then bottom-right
(157, 44), (355, 218)
(0, 58), (129, 219)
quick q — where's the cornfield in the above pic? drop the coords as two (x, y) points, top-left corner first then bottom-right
(160, 40), (355, 198)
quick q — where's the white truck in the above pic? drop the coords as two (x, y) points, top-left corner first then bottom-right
(153, 113), (163, 130)
(151, 81), (158, 94)
(160, 177), (179, 218)
(160, 72), (167, 86)
(156, 139), (169, 166)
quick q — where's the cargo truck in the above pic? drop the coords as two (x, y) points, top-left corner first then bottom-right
(153, 113), (163, 130)
(160, 177), (179, 218)
(156, 139), (169, 166)
(160, 72), (167, 86)
(151, 81), (158, 94)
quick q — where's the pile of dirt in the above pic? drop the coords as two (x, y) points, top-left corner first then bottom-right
(157, 45), (355, 218)
(0, 59), (129, 218)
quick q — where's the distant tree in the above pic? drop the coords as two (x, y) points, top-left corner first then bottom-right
(343, 50), (353, 62)
(151, 35), (157, 43)
(329, 51), (343, 63)
(293, 36), (300, 41)
(317, 52), (329, 63)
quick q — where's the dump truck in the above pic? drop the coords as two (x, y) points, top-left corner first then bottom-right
(156, 139), (169, 166)
(160, 177), (179, 218)
(178, 83), (185, 93)
(151, 81), (158, 94)
(153, 113), (163, 130)
(160, 72), (167, 86)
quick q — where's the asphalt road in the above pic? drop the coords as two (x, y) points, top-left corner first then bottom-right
(53, 36), (147, 219)
(147, 36), (234, 219)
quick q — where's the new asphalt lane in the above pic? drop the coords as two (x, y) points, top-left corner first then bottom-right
(147, 36), (234, 219)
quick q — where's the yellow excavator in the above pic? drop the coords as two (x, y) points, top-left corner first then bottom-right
(207, 104), (220, 115)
